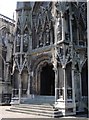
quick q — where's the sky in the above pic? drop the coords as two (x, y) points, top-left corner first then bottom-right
(0, 0), (17, 20)
(0, 0), (44, 20)
(0, 0), (45, 20)
(0, 0), (35, 20)
(0, 0), (88, 20)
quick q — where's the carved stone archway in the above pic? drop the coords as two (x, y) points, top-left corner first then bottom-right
(32, 57), (55, 95)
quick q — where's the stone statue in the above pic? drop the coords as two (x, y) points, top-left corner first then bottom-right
(16, 34), (21, 46)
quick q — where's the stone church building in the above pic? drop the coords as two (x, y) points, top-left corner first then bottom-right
(0, 1), (88, 116)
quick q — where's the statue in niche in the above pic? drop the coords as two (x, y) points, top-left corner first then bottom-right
(16, 34), (21, 46)
(23, 33), (29, 52)
(23, 33), (29, 46)
(45, 24), (50, 44)
(16, 34), (21, 52)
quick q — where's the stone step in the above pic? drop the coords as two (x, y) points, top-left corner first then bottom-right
(14, 103), (54, 107)
(14, 104), (54, 110)
(10, 107), (57, 114)
(7, 109), (54, 117)
(6, 104), (62, 118)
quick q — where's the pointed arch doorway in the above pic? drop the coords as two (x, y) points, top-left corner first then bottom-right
(40, 63), (55, 96)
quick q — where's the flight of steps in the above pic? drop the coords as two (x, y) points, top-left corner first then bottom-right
(6, 104), (62, 118)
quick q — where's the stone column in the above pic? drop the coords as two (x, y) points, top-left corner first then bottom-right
(72, 65), (76, 113)
(29, 35), (32, 50)
(18, 73), (21, 104)
(5, 62), (9, 94)
(61, 12), (65, 41)
(38, 70), (41, 95)
(79, 71), (83, 110)
(37, 35), (39, 48)
(69, 13), (73, 43)
(20, 35), (23, 53)
(54, 67), (58, 102)
(79, 71), (82, 100)
(27, 72), (30, 97)
(62, 65), (66, 101)
(20, 35), (23, 67)
(50, 30), (53, 45)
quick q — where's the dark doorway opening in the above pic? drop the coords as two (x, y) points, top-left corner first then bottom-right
(81, 61), (88, 96)
(40, 63), (55, 96)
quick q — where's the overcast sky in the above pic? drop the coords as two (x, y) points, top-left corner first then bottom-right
(0, 0), (17, 20)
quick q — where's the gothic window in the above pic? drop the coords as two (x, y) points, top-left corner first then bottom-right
(16, 34), (21, 52)
(23, 27), (29, 52)
(38, 26), (43, 47)
(78, 2), (87, 29)
(78, 15), (85, 43)
(56, 11), (62, 41)
(66, 63), (72, 91)
(32, 3), (54, 48)
(1, 29), (8, 47)
(65, 10), (70, 41)
(51, 22), (54, 44)
(2, 36), (6, 47)
(36, 14), (44, 47)
(72, 16), (77, 45)
(2, 50), (6, 82)
(15, 27), (21, 52)
(32, 13), (36, 49)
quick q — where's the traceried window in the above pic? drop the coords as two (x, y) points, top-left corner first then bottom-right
(15, 27), (21, 52)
